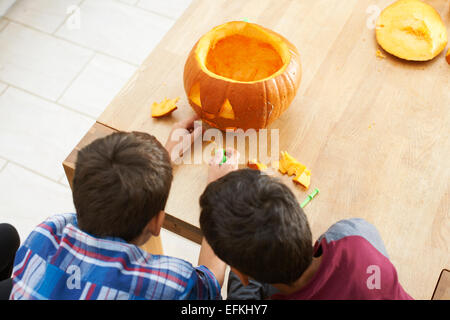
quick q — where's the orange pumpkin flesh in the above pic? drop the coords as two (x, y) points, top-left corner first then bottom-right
(151, 97), (179, 118)
(206, 34), (284, 82)
(247, 159), (268, 171)
(184, 21), (301, 131)
(279, 151), (311, 189)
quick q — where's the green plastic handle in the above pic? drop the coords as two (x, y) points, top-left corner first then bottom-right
(216, 149), (227, 165)
(300, 188), (319, 208)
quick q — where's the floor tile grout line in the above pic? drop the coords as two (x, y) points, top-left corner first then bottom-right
(3, 18), (141, 68)
(58, 174), (68, 183)
(0, 159), (8, 173)
(0, 18), (9, 32)
(52, 0), (86, 36)
(55, 38), (140, 68)
(0, 83), (8, 96)
(114, 0), (178, 21)
(56, 51), (97, 103)
(57, 101), (97, 121)
(1, 82), (97, 120)
(136, 8), (177, 22)
(0, 155), (70, 189)
(58, 176), (70, 188)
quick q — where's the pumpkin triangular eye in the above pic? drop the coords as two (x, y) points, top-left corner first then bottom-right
(189, 82), (201, 107)
(219, 99), (235, 119)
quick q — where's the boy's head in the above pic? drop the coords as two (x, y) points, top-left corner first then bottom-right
(73, 131), (172, 243)
(200, 169), (313, 285)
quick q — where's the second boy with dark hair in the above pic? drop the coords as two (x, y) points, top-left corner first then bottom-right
(200, 169), (413, 300)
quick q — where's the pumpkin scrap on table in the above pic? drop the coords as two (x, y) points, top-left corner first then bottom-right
(151, 97), (179, 118)
(292, 169), (311, 189)
(376, 49), (386, 59)
(247, 159), (268, 171)
(278, 151), (311, 189)
(446, 48), (450, 65)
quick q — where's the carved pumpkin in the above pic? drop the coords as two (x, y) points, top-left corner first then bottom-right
(183, 21), (301, 131)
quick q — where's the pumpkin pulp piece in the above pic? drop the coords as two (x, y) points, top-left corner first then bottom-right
(279, 151), (312, 189)
(446, 48), (450, 65)
(280, 151), (304, 176)
(287, 163), (306, 177)
(278, 160), (287, 174)
(293, 171), (311, 190)
(375, 0), (447, 61)
(248, 159), (267, 171)
(151, 97), (179, 118)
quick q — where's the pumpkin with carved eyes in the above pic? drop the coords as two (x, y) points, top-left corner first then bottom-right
(183, 21), (302, 131)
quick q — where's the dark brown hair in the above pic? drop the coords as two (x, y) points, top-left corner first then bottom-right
(72, 132), (173, 242)
(200, 169), (313, 284)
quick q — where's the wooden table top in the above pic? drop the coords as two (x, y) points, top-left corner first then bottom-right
(65, 0), (450, 299)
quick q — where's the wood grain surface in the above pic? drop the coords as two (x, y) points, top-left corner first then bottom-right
(64, 0), (449, 299)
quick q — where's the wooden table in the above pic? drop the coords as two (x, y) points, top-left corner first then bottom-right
(63, 0), (450, 299)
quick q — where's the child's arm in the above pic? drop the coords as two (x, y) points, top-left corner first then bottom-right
(164, 114), (202, 162)
(207, 148), (240, 183)
(197, 148), (240, 286)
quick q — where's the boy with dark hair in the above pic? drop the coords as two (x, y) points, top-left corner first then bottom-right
(9, 116), (227, 300)
(200, 169), (413, 300)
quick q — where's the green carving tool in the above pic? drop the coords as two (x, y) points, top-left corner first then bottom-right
(300, 188), (319, 208)
(215, 148), (227, 165)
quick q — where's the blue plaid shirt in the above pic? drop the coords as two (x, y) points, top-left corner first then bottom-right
(10, 213), (221, 300)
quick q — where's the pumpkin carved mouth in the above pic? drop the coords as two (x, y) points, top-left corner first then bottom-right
(184, 21), (301, 131)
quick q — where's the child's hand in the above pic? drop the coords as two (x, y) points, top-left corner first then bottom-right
(165, 114), (203, 163)
(207, 148), (240, 183)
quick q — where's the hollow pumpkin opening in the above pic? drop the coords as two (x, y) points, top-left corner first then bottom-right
(206, 34), (283, 82)
(195, 21), (291, 83)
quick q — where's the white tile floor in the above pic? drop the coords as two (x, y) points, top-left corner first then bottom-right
(0, 0), (211, 293)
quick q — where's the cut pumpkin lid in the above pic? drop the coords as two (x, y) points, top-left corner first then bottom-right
(375, 0), (448, 61)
